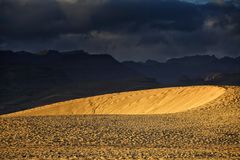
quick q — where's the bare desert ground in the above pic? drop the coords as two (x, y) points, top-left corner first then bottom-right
(0, 85), (240, 159)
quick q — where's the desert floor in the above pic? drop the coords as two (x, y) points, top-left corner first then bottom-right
(0, 86), (240, 159)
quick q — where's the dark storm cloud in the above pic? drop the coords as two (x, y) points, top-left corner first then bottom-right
(0, 0), (203, 38)
(0, 0), (240, 61)
(91, 0), (204, 32)
(0, 0), (66, 39)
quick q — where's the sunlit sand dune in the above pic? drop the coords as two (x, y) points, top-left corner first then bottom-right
(3, 86), (226, 117)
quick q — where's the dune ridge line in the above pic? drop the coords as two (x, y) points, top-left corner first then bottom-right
(2, 86), (226, 117)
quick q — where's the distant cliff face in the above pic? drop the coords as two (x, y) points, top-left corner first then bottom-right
(123, 55), (240, 85)
(0, 50), (159, 114)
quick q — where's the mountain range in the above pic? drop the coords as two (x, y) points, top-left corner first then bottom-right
(1, 50), (239, 114)
(123, 55), (240, 86)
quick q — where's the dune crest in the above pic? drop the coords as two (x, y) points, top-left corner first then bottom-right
(3, 86), (225, 117)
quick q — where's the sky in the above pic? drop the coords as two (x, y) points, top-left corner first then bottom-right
(0, 0), (240, 61)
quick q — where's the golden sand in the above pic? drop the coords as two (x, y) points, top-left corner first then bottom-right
(3, 86), (225, 116)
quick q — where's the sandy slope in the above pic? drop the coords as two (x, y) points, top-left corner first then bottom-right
(3, 86), (225, 116)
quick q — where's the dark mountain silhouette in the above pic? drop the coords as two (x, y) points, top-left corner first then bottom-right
(0, 50), (158, 114)
(123, 55), (240, 86)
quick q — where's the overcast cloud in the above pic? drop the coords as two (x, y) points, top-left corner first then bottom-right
(0, 0), (239, 61)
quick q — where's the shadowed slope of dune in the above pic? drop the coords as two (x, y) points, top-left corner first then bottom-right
(3, 86), (225, 117)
